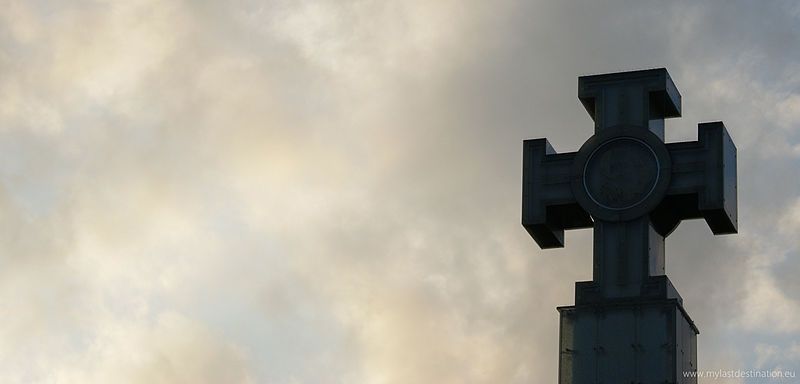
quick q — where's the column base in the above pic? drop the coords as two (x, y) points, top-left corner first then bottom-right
(557, 298), (698, 384)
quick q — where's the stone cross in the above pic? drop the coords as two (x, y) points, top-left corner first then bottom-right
(522, 68), (737, 383)
(523, 68), (737, 300)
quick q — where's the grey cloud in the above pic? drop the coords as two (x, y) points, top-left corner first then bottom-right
(0, 1), (798, 383)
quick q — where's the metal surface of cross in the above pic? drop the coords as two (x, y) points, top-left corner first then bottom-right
(522, 68), (737, 302)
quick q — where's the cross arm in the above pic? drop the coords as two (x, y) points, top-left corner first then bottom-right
(522, 138), (593, 249)
(651, 122), (738, 236)
(578, 68), (682, 133)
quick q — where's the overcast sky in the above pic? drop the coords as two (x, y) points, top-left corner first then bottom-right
(0, 1), (798, 383)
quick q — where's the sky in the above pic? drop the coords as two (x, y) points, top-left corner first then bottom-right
(0, 1), (798, 383)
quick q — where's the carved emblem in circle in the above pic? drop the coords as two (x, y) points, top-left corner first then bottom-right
(583, 138), (659, 210)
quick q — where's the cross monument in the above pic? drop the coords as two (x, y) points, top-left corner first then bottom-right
(522, 68), (737, 383)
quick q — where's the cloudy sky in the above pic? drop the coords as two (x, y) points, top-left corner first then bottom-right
(0, 1), (798, 383)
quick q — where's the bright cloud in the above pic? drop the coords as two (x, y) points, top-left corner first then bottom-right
(0, 1), (797, 383)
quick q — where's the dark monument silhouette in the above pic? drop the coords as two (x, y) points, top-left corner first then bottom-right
(522, 68), (737, 383)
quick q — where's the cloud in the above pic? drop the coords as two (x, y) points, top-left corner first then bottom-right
(53, 312), (254, 384)
(0, 1), (797, 383)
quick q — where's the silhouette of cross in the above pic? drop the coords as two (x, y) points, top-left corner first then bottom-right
(522, 68), (737, 301)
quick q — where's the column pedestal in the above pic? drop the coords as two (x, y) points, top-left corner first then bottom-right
(557, 277), (698, 384)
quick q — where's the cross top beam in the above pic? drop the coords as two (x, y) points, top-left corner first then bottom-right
(579, 68), (681, 136)
(522, 68), (737, 302)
